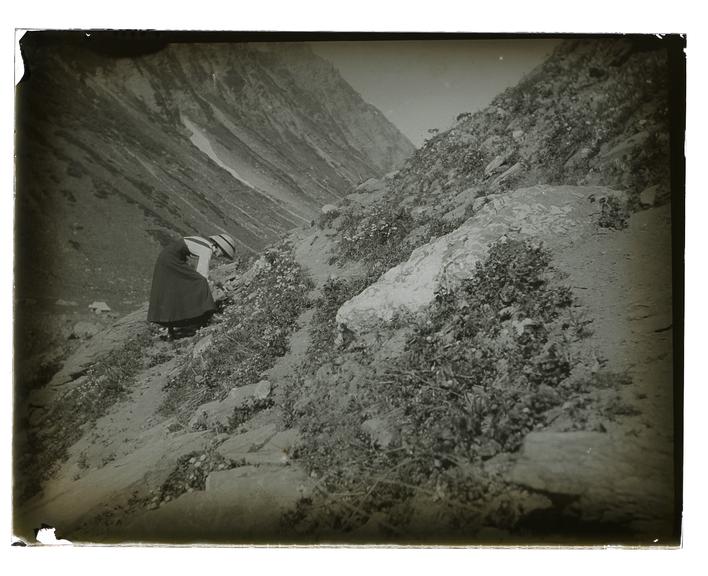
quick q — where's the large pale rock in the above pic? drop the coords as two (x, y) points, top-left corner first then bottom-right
(88, 301), (111, 314)
(639, 184), (658, 207)
(336, 186), (621, 336)
(253, 379), (272, 400)
(510, 431), (674, 528)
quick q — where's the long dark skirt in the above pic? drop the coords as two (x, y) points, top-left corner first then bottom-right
(147, 239), (216, 327)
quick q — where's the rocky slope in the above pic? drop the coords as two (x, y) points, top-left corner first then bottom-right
(14, 32), (414, 376)
(13, 37), (682, 545)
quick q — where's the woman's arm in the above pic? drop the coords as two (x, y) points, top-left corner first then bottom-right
(183, 237), (213, 280)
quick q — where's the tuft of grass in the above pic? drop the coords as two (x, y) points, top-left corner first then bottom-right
(336, 203), (417, 273)
(146, 447), (241, 508)
(304, 276), (366, 369)
(598, 196), (629, 230)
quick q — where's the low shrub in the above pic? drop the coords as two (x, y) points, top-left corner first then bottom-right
(160, 241), (313, 422)
(304, 276), (365, 370)
(148, 447), (241, 507)
(598, 196), (629, 230)
(286, 238), (595, 536)
(337, 203), (417, 269)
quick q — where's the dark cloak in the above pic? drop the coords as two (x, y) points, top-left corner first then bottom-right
(147, 239), (216, 325)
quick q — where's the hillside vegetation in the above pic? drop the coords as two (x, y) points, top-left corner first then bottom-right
(14, 37), (680, 545)
(15, 32), (414, 393)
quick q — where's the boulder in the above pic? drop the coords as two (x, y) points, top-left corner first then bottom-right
(88, 301), (111, 314)
(509, 431), (674, 527)
(639, 184), (659, 207)
(320, 204), (339, 215)
(191, 333), (213, 359)
(253, 379), (272, 400)
(491, 162), (523, 186)
(484, 150), (513, 176)
(336, 186), (621, 337)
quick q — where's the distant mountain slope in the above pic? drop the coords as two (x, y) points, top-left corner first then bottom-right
(14, 34), (415, 316)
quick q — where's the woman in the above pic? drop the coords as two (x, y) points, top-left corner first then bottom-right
(147, 233), (236, 338)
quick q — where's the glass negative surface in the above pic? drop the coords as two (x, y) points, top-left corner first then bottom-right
(13, 31), (684, 546)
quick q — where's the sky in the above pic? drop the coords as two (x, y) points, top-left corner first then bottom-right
(312, 39), (560, 147)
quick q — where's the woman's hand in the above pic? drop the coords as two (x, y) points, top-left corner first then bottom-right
(209, 280), (226, 302)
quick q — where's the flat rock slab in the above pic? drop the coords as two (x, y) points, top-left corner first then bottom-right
(509, 431), (674, 529)
(253, 379), (272, 400)
(16, 430), (210, 540)
(217, 426), (300, 465)
(217, 424), (278, 460)
(205, 464), (310, 497)
(188, 383), (259, 429)
(119, 465), (312, 543)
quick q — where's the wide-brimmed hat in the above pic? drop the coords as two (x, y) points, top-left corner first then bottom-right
(209, 234), (236, 259)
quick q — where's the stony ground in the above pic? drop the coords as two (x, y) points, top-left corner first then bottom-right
(13, 199), (676, 545)
(12, 38), (679, 547)
(507, 204), (675, 542)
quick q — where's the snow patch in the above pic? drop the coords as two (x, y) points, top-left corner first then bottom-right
(182, 116), (254, 188)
